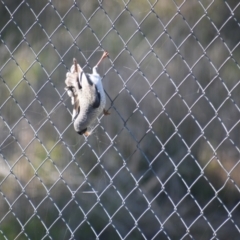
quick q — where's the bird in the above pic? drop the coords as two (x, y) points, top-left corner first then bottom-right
(65, 51), (110, 136)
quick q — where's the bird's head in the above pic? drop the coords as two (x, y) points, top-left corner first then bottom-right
(77, 128), (87, 135)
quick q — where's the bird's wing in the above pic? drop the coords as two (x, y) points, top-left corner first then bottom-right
(86, 73), (101, 109)
(92, 86), (101, 108)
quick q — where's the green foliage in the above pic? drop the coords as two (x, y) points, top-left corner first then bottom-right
(0, 0), (240, 239)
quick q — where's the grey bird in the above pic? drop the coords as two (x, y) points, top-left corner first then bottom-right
(65, 51), (110, 136)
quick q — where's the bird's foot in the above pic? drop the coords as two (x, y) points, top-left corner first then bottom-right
(103, 108), (110, 115)
(73, 58), (78, 72)
(96, 51), (109, 67)
(70, 58), (82, 76)
(102, 51), (109, 59)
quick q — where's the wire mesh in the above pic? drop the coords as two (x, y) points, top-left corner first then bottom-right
(0, 0), (240, 239)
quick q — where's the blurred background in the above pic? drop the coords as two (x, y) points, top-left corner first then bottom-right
(0, 0), (240, 239)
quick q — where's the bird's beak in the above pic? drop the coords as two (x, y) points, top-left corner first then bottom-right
(77, 128), (88, 135)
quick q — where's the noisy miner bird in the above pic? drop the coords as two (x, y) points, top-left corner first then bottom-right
(65, 51), (110, 136)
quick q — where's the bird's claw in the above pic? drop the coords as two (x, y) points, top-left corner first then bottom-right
(103, 108), (110, 116)
(102, 51), (109, 59)
(96, 51), (109, 67)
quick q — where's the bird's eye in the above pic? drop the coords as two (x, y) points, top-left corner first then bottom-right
(77, 128), (87, 135)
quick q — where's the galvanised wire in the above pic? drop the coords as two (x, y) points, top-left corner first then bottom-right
(0, 0), (240, 239)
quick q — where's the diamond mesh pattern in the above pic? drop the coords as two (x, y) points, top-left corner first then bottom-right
(0, 0), (240, 239)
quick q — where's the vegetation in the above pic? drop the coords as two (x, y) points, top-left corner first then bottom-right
(0, 0), (240, 239)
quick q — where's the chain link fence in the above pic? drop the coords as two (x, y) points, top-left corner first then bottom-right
(0, 0), (240, 239)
